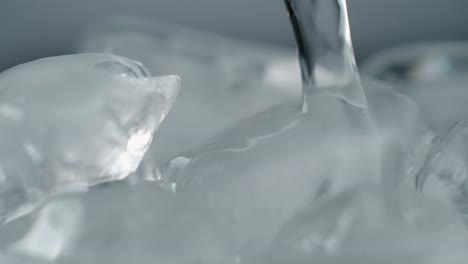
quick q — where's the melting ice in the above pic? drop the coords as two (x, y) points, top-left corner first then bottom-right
(159, 0), (427, 259)
(0, 0), (467, 263)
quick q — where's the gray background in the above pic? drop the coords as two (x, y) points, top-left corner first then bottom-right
(1, 0), (467, 71)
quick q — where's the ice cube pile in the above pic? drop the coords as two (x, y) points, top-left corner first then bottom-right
(0, 0), (468, 263)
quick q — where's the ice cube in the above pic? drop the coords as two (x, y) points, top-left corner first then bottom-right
(259, 185), (468, 264)
(78, 17), (301, 166)
(406, 121), (468, 223)
(0, 54), (180, 222)
(160, 78), (422, 259)
(362, 42), (468, 134)
(0, 182), (237, 264)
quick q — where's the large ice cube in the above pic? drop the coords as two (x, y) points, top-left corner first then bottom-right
(0, 182), (237, 264)
(362, 42), (468, 134)
(160, 79), (423, 259)
(0, 54), (180, 222)
(259, 185), (468, 264)
(78, 17), (302, 165)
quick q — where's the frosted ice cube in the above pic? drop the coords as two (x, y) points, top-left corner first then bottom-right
(362, 42), (468, 134)
(0, 182), (237, 264)
(160, 79), (422, 259)
(0, 54), (180, 222)
(78, 17), (301, 165)
(259, 185), (468, 264)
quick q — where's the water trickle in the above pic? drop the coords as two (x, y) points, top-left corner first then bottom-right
(285, 0), (367, 111)
(158, 0), (386, 259)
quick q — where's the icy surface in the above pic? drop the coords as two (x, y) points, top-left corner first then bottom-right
(405, 121), (468, 223)
(0, 182), (237, 264)
(259, 186), (468, 264)
(160, 79), (423, 259)
(0, 0), (465, 263)
(363, 42), (468, 134)
(157, 0), (428, 259)
(155, 0), (428, 258)
(0, 54), (180, 222)
(79, 17), (302, 165)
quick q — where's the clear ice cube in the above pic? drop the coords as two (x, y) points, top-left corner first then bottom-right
(78, 17), (302, 165)
(0, 54), (180, 222)
(259, 185), (468, 264)
(362, 42), (468, 134)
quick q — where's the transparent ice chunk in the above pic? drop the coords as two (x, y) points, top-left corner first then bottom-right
(362, 42), (468, 134)
(258, 185), (468, 264)
(0, 54), (180, 222)
(0, 182), (237, 264)
(78, 17), (302, 165)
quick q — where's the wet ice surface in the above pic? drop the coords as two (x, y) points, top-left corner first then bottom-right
(1, 0), (468, 263)
(0, 82), (428, 264)
(0, 54), (180, 222)
(363, 42), (468, 134)
(79, 17), (301, 165)
(160, 79), (424, 259)
(155, 0), (428, 258)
